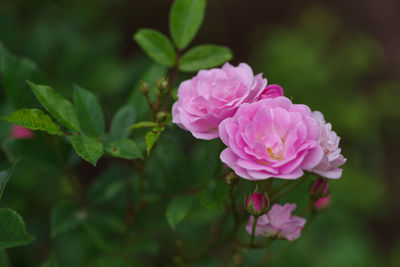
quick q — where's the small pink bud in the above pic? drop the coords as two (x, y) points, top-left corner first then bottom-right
(314, 195), (331, 211)
(309, 178), (329, 200)
(11, 125), (34, 139)
(246, 192), (268, 216)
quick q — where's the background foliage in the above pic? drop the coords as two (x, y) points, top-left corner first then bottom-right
(0, 0), (399, 266)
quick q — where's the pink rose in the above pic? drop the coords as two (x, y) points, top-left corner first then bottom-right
(219, 96), (323, 180)
(246, 203), (306, 241)
(11, 125), (34, 139)
(259, 84), (284, 99)
(311, 111), (346, 179)
(246, 192), (269, 216)
(172, 63), (267, 140)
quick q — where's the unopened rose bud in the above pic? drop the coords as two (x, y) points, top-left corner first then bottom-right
(225, 172), (238, 186)
(246, 192), (269, 217)
(139, 82), (150, 94)
(156, 77), (168, 93)
(309, 178), (329, 201)
(314, 195), (331, 211)
(156, 111), (168, 123)
(11, 125), (34, 139)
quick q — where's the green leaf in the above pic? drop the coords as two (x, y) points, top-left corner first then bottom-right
(166, 194), (194, 229)
(179, 45), (233, 72)
(40, 253), (58, 267)
(51, 200), (86, 238)
(130, 121), (159, 129)
(1, 109), (63, 136)
(0, 43), (46, 108)
(105, 139), (143, 160)
(28, 81), (81, 132)
(0, 161), (18, 200)
(110, 105), (136, 140)
(88, 166), (125, 205)
(145, 128), (163, 156)
(73, 85), (105, 137)
(0, 250), (11, 267)
(198, 178), (228, 211)
(169, 0), (206, 49)
(0, 208), (34, 249)
(70, 135), (104, 166)
(133, 29), (176, 67)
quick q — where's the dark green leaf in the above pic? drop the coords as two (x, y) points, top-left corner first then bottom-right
(145, 129), (163, 156)
(169, 0), (206, 49)
(166, 194), (195, 229)
(73, 85), (105, 137)
(70, 135), (104, 166)
(0, 250), (11, 267)
(85, 256), (125, 267)
(198, 178), (228, 211)
(1, 109), (63, 136)
(28, 81), (81, 132)
(0, 43), (46, 108)
(0, 208), (34, 249)
(81, 222), (110, 252)
(0, 161), (18, 200)
(130, 121), (159, 129)
(179, 45), (233, 72)
(105, 139), (143, 160)
(110, 105), (136, 140)
(40, 253), (58, 267)
(133, 29), (176, 67)
(51, 200), (86, 238)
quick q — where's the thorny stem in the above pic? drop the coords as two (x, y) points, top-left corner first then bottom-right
(250, 216), (258, 246)
(163, 50), (181, 111)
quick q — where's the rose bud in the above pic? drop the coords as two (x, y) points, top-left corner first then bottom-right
(314, 195), (331, 211)
(246, 192), (269, 217)
(309, 178), (329, 201)
(11, 125), (34, 139)
(139, 81), (150, 94)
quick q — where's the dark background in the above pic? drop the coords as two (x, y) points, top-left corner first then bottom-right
(0, 0), (399, 266)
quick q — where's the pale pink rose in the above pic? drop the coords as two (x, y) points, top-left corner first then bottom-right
(314, 195), (331, 211)
(311, 111), (346, 179)
(11, 125), (34, 139)
(259, 84), (284, 99)
(219, 96), (323, 180)
(246, 203), (306, 241)
(172, 63), (267, 140)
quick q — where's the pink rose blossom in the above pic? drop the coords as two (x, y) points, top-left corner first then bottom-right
(314, 195), (331, 211)
(259, 84), (284, 99)
(311, 111), (346, 179)
(219, 96), (323, 180)
(246, 203), (306, 241)
(172, 63), (267, 140)
(11, 125), (34, 139)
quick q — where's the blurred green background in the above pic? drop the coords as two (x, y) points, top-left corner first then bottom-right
(1, 0), (400, 266)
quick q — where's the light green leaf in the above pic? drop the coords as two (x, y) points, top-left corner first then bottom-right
(1, 109), (63, 136)
(70, 135), (104, 166)
(73, 85), (105, 137)
(0, 43), (46, 108)
(0, 161), (18, 200)
(169, 0), (206, 49)
(133, 29), (176, 67)
(145, 128), (164, 156)
(130, 121), (159, 129)
(179, 45), (233, 72)
(166, 194), (194, 229)
(110, 105), (136, 140)
(198, 178), (228, 211)
(105, 139), (143, 160)
(28, 81), (81, 132)
(0, 208), (34, 249)
(51, 200), (86, 238)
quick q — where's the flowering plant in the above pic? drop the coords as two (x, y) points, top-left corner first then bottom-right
(0, 0), (346, 265)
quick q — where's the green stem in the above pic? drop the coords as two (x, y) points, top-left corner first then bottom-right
(270, 174), (310, 202)
(163, 50), (181, 111)
(300, 200), (313, 217)
(269, 180), (291, 195)
(250, 216), (258, 246)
